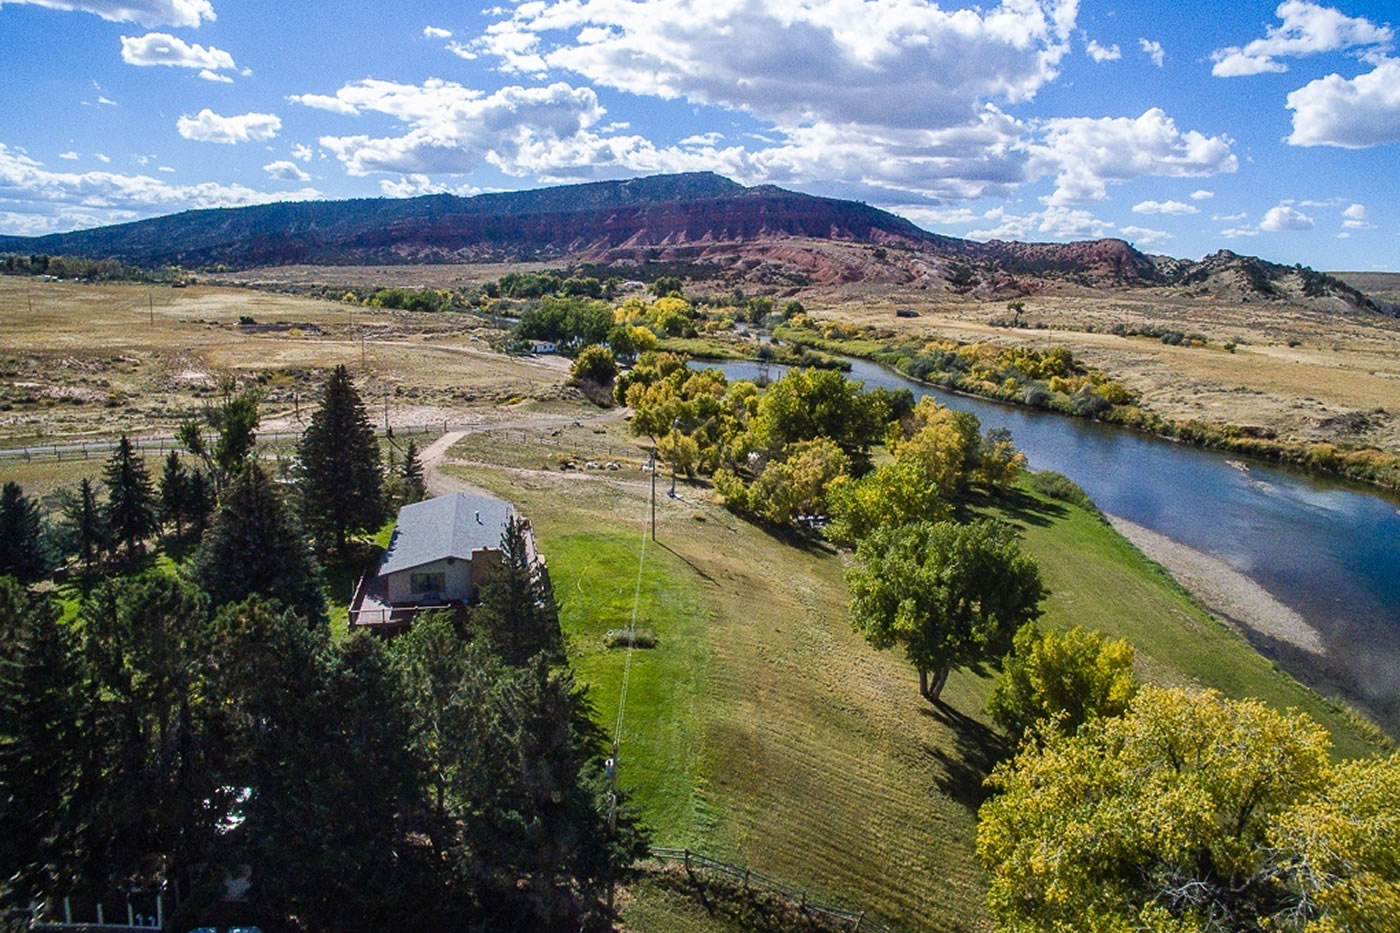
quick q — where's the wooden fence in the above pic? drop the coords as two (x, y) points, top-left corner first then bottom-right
(648, 846), (899, 933)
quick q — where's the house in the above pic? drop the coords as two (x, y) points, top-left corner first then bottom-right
(528, 339), (557, 354)
(349, 492), (545, 630)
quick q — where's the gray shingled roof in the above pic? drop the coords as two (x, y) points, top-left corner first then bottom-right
(378, 493), (514, 576)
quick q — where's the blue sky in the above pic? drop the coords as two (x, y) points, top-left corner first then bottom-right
(1, 0), (1396, 270)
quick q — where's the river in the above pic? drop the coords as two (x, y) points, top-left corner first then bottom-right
(693, 357), (1400, 728)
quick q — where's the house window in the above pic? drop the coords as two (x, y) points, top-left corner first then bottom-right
(410, 572), (445, 595)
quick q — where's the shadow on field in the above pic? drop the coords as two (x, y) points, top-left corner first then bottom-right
(657, 539), (718, 585)
(960, 487), (1066, 529)
(921, 700), (1008, 811)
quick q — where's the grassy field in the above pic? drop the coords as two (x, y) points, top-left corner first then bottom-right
(0, 277), (569, 446)
(441, 423), (1379, 933)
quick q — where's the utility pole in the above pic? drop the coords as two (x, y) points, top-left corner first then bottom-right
(383, 385), (390, 435)
(606, 741), (619, 912)
(360, 329), (367, 370)
(148, 290), (154, 326)
(649, 449), (657, 540)
(669, 418), (680, 498)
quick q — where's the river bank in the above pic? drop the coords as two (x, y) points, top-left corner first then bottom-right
(1106, 515), (1326, 656)
(771, 325), (1400, 494)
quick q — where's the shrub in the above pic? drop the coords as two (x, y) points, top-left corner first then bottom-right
(1028, 470), (1098, 513)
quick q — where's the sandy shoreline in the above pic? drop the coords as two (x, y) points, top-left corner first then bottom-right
(1106, 515), (1326, 657)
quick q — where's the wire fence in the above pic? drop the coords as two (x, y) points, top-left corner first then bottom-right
(648, 847), (900, 933)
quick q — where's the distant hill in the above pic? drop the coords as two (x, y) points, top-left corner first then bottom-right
(0, 172), (1386, 312)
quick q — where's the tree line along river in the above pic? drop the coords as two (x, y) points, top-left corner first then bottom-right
(695, 356), (1400, 732)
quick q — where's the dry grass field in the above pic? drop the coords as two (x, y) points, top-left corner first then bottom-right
(0, 277), (572, 446)
(797, 280), (1400, 455)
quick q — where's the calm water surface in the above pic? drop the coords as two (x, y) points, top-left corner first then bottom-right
(696, 358), (1400, 724)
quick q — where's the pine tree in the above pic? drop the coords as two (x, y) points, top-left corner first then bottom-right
(102, 435), (158, 559)
(160, 450), (189, 538)
(196, 464), (327, 626)
(400, 438), (426, 503)
(0, 481), (48, 583)
(53, 477), (107, 576)
(186, 469), (215, 537)
(297, 365), (385, 552)
(0, 581), (83, 910)
(473, 516), (561, 667)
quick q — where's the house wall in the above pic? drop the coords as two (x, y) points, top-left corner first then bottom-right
(386, 557), (472, 604)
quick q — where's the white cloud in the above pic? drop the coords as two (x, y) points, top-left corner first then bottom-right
(1221, 226), (1260, 237)
(468, 0), (1079, 131)
(1119, 224), (1171, 245)
(969, 204), (1114, 241)
(308, 79), (606, 176)
(422, 25), (452, 39)
(1, 0), (213, 28)
(1213, 211), (1248, 221)
(1139, 38), (1164, 67)
(1033, 108), (1237, 204)
(1190, 188), (1214, 200)
(198, 69), (232, 83)
(97, 95), (117, 106)
(287, 92), (359, 116)
(1286, 58), (1400, 147)
(263, 160), (310, 181)
(445, 41), (477, 60)
(1341, 202), (1373, 228)
(894, 205), (978, 227)
(94, 152), (110, 163)
(58, 150), (78, 160)
(378, 174), (482, 198)
(158, 165), (175, 172)
(0, 142), (320, 236)
(1086, 39), (1121, 62)
(1211, 1), (1393, 77)
(290, 143), (313, 161)
(1131, 198), (1198, 215)
(176, 109), (281, 144)
(120, 33), (236, 76)
(1260, 204), (1315, 230)
(679, 132), (725, 147)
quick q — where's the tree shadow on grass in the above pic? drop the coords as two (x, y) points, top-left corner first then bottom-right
(957, 487), (1066, 530)
(656, 539), (719, 586)
(920, 698), (1010, 812)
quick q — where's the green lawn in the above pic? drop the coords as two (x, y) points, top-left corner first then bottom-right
(449, 455), (1380, 933)
(975, 487), (1378, 760)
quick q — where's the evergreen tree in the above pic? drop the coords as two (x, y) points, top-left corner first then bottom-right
(196, 464), (326, 626)
(298, 365), (385, 552)
(0, 581), (83, 911)
(473, 516), (561, 667)
(400, 438), (426, 504)
(0, 480), (48, 583)
(52, 478), (107, 577)
(185, 469), (215, 538)
(159, 450), (190, 538)
(102, 436), (157, 559)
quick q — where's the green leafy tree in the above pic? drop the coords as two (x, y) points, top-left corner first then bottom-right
(0, 481), (48, 582)
(196, 464), (327, 626)
(987, 623), (1137, 745)
(739, 437), (850, 526)
(473, 516), (561, 667)
(978, 686), (1399, 933)
(649, 275), (684, 297)
(824, 457), (951, 545)
(102, 436), (157, 560)
(848, 519), (1044, 703)
(570, 343), (618, 385)
(745, 367), (885, 464)
(178, 381), (260, 493)
(298, 365), (385, 553)
(52, 477), (107, 576)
